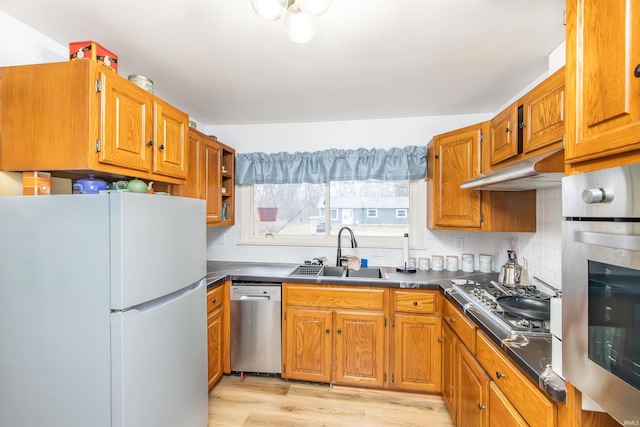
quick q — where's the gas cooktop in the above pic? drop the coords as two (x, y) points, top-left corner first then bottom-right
(448, 279), (551, 337)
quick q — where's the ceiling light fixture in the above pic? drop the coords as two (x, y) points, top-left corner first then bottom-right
(250, 0), (332, 43)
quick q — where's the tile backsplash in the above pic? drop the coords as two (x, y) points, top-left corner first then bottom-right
(207, 187), (563, 288)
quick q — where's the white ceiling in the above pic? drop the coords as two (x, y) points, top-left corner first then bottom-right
(0, 0), (566, 125)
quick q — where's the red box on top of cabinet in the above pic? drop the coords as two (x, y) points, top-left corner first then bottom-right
(69, 40), (118, 73)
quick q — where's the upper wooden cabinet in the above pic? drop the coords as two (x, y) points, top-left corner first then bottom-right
(428, 123), (483, 229)
(489, 67), (565, 167)
(490, 103), (520, 166)
(427, 122), (536, 232)
(171, 129), (235, 226)
(565, 0), (640, 171)
(0, 60), (187, 183)
(521, 67), (565, 155)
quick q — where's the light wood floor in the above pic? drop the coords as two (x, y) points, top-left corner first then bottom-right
(208, 375), (455, 427)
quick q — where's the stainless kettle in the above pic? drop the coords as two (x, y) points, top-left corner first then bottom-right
(498, 250), (522, 287)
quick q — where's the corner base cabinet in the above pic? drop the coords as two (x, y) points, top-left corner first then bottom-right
(0, 60), (188, 183)
(207, 283), (226, 389)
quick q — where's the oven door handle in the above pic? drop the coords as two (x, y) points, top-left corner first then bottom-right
(574, 230), (640, 251)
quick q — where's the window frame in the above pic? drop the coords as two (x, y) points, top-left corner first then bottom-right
(237, 179), (426, 249)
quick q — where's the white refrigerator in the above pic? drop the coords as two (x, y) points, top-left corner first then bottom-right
(0, 192), (208, 427)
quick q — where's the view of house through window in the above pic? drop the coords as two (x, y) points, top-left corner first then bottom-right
(252, 180), (410, 237)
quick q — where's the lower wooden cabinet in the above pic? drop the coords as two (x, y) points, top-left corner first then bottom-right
(282, 284), (388, 388)
(283, 307), (333, 383)
(390, 290), (442, 393)
(335, 311), (386, 388)
(207, 284), (225, 390)
(489, 382), (528, 427)
(441, 322), (457, 422)
(458, 343), (489, 427)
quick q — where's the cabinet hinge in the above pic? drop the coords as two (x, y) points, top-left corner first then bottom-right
(284, 311), (286, 321)
(392, 318), (395, 327)
(480, 130), (484, 143)
(384, 373), (387, 382)
(562, 133), (566, 148)
(95, 79), (102, 93)
(95, 140), (101, 152)
(480, 213), (484, 223)
(384, 317), (387, 327)
(563, 9), (566, 26)
(438, 337), (443, 343)
(391, 373), (395, 383)
(283, 363), (286, 373)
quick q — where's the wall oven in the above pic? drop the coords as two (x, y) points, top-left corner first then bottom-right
(562, 163), (640, 426)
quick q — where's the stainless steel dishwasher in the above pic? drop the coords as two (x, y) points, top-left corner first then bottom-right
(229, 283), (282, 375)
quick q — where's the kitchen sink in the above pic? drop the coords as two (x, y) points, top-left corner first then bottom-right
(288, 265), (386, 279)
(345, 268), (384, 279)
(319, 266), (346, 277)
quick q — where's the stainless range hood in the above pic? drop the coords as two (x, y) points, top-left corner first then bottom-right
(460, 147), (565, 191)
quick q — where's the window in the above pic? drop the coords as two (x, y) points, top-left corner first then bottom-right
(239, 179), (425, 248)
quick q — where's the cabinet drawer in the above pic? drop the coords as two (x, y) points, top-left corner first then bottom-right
(285, 284), (385, 310)
(476, 331), (555, 427)
(207, 285), (224, 314)
(393, 290), (437, 314)
(442, 299), (476, 353)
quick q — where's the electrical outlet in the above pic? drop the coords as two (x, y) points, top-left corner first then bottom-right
(455, 238), (464, 251)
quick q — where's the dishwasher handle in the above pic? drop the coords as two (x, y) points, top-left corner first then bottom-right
(239, 295), (272, 301)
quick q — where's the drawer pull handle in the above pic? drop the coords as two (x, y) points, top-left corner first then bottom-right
(211, 299), (217, 304)
(413, 301), (418, 306)
(325, 329), (330, 334)
(478, 403), (486, 410)
(449, 317), (456, 323)
(496, 372), (506, 379)
(159, 144), (165, 150)
(146, 140), (153, 147)
(505, 127), (512, 133)
(337, 329), (342, 335)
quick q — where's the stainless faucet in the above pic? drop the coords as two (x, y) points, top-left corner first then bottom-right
(336, 226), (358, 266)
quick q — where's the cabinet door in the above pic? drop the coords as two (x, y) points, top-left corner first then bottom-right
(171, 131), (204, 199)
(334, 311), (386, 388)
(430, 123), (483, 229)
(100, 72), (153, 173)
(458, 344), (489, 427)
(489, 382), (527, 427)
(207, 306), (224, 390)
(566, 0), (640, 163)
(204, 141), (222, 224)
(441, 322), (457, 421)
(490, 104), (519, 165)
(522, 67), (565, 154)
(392, 314), (441, 392)
(284, 308), (332, 383)
(153, 100), (187, 179)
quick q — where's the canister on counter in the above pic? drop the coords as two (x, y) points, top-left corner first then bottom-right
(446, 255), (459, 271)
(432, 255), (444, 271)
(479, 254), (493, 273)
(418, 257), (430, 271)
(128, 75), (154, 93)
(462, 253), (474, 272)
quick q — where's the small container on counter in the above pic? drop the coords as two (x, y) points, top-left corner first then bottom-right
(446, 255), (459, 271)
(479, 254), (493, 273)
(432, 255), (444, 271)
(461, 253), (474, 272)
(418, 257), (430, 271)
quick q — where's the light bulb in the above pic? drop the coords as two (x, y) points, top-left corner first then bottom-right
(250, 0), (287, 21)
(297, 0), (332, 16)
(284, 3), (317, 43)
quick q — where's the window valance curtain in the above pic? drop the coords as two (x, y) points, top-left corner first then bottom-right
(235, 146), (426, 185)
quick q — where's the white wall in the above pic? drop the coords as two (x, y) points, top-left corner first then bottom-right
(1, 10), (563, 288)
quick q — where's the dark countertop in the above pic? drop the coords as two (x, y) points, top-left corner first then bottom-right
(206, 260), (566, 403)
